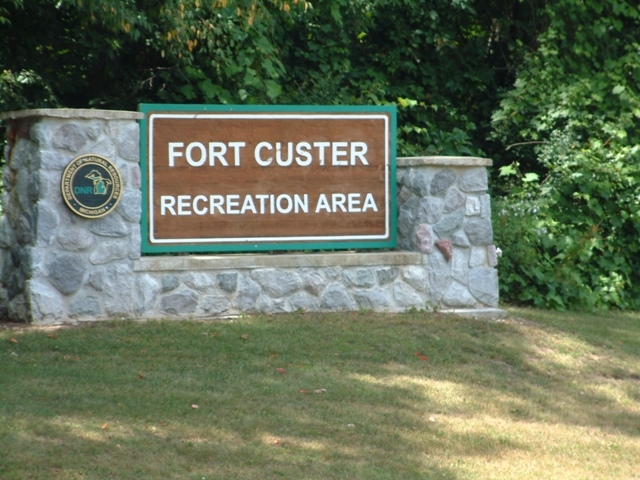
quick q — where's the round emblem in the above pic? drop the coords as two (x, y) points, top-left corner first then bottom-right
(61, 154), (123, 218)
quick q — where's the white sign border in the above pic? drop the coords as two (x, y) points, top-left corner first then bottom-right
(148, 113), (390, 245)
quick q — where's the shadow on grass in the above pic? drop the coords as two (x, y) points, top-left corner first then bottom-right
(1, 309), (639, 479)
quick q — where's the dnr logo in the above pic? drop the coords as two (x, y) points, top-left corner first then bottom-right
(61, 154), (123, 219)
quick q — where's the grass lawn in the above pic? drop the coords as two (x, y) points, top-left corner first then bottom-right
(1, 308), (639, 479)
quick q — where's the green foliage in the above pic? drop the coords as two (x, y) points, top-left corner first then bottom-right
(492, 0), (640, 310)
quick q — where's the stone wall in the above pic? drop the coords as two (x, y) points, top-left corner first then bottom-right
(0, 109), (501, 324)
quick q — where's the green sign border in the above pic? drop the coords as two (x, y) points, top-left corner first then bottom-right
(139, 104), (397, 254)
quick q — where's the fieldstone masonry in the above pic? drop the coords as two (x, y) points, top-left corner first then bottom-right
(0, 109), (502, 324)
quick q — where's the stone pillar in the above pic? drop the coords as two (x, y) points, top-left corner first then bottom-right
(397, 157), (499, 309)
(0, 109), (142, 322)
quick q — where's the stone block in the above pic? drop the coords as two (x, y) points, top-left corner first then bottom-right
(464, 218), (493, 246)
(468, 267), (499, 307)
(354, 286), (393, 309)
(444, 187), (465, 213)
(217, 272), (238, 293)
(320, 283), (356, 310)
(430, 169), (456, 196)
(47, 253), (87, 295)
(161, 290), (198, 315)
(402, 265), (429, 291)
(343, 268), (375, 288)
(252, 268), (302, 297)
(460, 168), (488, 192)
(201, 295), (231, 315)
(393, 281), (424, 309)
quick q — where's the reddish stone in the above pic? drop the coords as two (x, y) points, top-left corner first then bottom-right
(435, 239), (453, 262)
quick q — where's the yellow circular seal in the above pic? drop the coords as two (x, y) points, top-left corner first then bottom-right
(61, 154), (123, 219)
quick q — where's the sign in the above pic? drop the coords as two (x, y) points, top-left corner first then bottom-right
(61, 154), (122, 218)
(139, 104), (396, 253)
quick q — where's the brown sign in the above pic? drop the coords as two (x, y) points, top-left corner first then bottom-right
(141, 106), (396, 253)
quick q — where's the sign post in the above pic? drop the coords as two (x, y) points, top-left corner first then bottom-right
(139, 104), (396, 253)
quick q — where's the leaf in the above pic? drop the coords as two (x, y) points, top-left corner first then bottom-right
(241, 333), (249, 340)
(9, 338), (18, 344)
(276, 368), (287, 374)
(101, 423), (109, 429)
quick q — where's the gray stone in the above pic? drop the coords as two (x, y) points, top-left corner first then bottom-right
(201, 295), (230, 315)
(251, 269), (301, 297)
(161, 275), (180, 292)
(217, 272), (238, 293)
(320, 283), (356, 310)
(136, 274), (160, 313)
(460, 168), (488, 192)
(52, 123), (87, 152)
(38, 150), (69, 170)
(417, 197), (444, 224)
(469, 246), (486, 267)
(464, 218), (493, 246)
(430, 169), (456, 196)
(354, 286), (393, 309)
(8, 294), (28, 322)
(117, 122), (140, 162)
(89, 238), (129, 264)
(451, 248), (470, 283)
(376, 267), (398, 286)
(129, 228), (141, 260)
(89, 215), (129, 237)
(433, 209), (464, 238)
(408, 170), (431, 197)
(255, 295), (273, 313)
(29, 122), (51, 147)
(393, 281), (424, 309)
(185, 272), (215, 292)
(47, 253), (86, 295)
(427, 252), (452, 303)
(325, 267), (342, 280)
(468, 267), (499, 307)
(0, 216), (14, 248)
(343, 268), (375, 288)
(9, 138), (37, 170)
(441, 281), (477, 308)
(103, 264), (134, 316)
(58, 227), (95, 252)
(465, 196), (481, 216)
(289, 291), (320, 311)
(28, 279), (64, 321)
(92, 138), (117, 160)
(303, 272), (325, 295)
(234, 275), (261, 311)
(88, 271), (104, 291)
(444, 187), (466, 213)
(398, 198), (418, 238)
(36, 203), (59, 246)
(402, 266), (428, 291)
(28, 171), (40, 204)
(117, 190), (141, 223)
(84, 121), (103, 140)
(480, 194), (492, 219)
(415, 223), (434, 254)
(70, 294), (103, 317)
(451, 231), (470, 247)
(161, 290), (198, 315)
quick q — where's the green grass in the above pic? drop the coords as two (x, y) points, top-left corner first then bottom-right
(1, 308), (639, 479)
